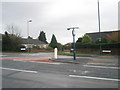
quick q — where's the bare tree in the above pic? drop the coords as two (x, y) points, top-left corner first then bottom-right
(5, 24), (21, 37)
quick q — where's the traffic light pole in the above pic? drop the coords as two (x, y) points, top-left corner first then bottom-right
(72, 29), (76, 60)
(67, 27), (79, 60)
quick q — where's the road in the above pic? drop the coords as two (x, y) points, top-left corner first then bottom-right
(1, 53), (119, 88)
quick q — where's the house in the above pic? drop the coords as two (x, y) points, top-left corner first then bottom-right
(22, 38), (49, 49)
(63, 43), (72, 51)
(86, 30), (120, 41)
(64, 43), (72, 47)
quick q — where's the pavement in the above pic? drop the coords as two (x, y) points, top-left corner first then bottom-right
(51, 55), (118, 67)
(50, 58), (90, 64)
(1, 53), (119, 88)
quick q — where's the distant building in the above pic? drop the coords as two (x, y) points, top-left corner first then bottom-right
(63, 43), (72, 51)
(64, 43), (72, 47)
(22, 38), (49, 49)
(86, 30), (120, 40)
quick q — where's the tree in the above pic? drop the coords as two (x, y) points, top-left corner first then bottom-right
(2, 31), (22, 51)
(49, 34), (58, 49)
(76, 37), (82, 43)
(57, 43), (63, 51)
(28, 36), (33, 39)
(2, 31), (11, 51)
(5, 24), (21, 37)
(82, 34), (92, 44)
(63, 43), (72, 50)
(38, 31), (48, 44)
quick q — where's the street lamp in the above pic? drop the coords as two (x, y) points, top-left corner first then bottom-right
(27, 19), (32, 52)
(97, 0), (102, 54)
(67, 27), (79, 60)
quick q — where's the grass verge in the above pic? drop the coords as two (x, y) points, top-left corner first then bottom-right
(58, 52), (92, 57)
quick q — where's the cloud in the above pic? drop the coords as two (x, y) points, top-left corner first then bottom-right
(1, 0), (119, 44)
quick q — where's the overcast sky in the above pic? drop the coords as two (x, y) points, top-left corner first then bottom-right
(1, 0), (119, 44)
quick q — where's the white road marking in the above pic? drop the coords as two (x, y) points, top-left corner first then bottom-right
(83, 65), (120, 69)
(69, 75), (120, 82)
(73, 70), (76, 72)
(0, 67), (38, 73)
(81, 71), (90, 74)
(0, 55), (7, 57)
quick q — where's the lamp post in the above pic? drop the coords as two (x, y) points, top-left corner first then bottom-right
(97, 0), (102, 55)
(27, 19), (32, 52)
(67, 27), (79, 60)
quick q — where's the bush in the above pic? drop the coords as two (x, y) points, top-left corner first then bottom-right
(82, 34), (92, 44)
(95, 37), (108, 44)
(2, 32), (22, 51)
(76, 42), (120, 49)
(46, 46), (53, 50)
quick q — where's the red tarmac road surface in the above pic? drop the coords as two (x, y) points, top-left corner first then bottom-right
(0, 57), (56, 63)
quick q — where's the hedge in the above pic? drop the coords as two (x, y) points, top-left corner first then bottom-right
(76, 42), (120, 49)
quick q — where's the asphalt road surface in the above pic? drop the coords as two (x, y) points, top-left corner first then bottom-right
(1, 53), (119, 88)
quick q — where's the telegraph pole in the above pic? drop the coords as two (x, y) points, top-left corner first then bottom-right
(27, 20), (32, 52)
(98, 0), (102, 54)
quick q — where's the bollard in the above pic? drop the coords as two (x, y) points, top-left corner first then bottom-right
(54, 48), (58, 59)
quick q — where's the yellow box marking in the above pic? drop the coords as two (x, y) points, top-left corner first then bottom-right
(98, 56), (114, 58)
(92, 59), (113, 62)
(87, 63), (116, 66)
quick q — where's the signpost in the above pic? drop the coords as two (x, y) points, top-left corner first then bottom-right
(67, 27), (79, 60)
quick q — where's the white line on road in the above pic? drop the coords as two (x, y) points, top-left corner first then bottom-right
(83, 65), (120, 69)
(0, 67), (38, 73)
(0, 55), (7, 57)
(69, 75), (120, 82)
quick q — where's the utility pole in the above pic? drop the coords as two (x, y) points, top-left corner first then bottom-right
(27, 20), (32, 53)
(98, 0), (102, 55)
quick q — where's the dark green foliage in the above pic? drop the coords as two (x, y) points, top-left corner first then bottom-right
(82, 34), (92, 44)
(49, 34), (58, 49)
(76, 37), (82, 43)
(76, 33), (119, 49)
(76, 42), (120, 49)
(46, 46), (53, 50)
(28, 36), (33, 39)
(100, 42), (120, 49)
(2, 31), (22, 51)
(95, 37), (108, 44)
(2, 32), (11, 51)
(57, 43), (63, 51)
(38, 31), (48, 44)
(63, 46), (71, 50)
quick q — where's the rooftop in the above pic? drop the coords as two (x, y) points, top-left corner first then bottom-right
(86, 30), (120, 40)
(22, 38), (47, 45)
